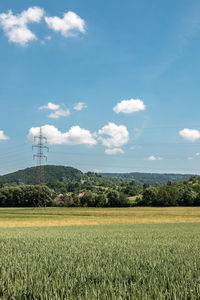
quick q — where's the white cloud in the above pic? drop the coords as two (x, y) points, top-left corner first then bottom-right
(39, 102), (70, 119)
(48, 109), (70, 119)
(145, 156), (163, 161)
(98, 122), (129, 148)
(74, 102), (87, 111)
(39, 102), (60, 111)
(179, 128), (200, 142)
(0, 7), (44, 46)
(41, 35), (52, 45)
(0, 130), (9, 140)
(113, 98), (146, 114)
(28, 125), (97, 146)
(105, 148), (124, 155)
(45, 11), (85, 37)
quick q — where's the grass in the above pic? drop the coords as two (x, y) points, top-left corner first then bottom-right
(0, 207), (199, 228)
(128, 194), (142, 204)
(0, 223), (200, 299)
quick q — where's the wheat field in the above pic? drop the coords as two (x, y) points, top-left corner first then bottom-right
(0, 223), (200, 299)
(0, 207), (199, 228)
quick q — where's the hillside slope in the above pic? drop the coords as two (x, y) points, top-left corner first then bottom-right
(101, 172), (194, 185)
(0, 165), (195, 186)
(0, 165), (83, 185)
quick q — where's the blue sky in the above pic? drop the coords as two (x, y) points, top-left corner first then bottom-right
(1, 0), (200, 175)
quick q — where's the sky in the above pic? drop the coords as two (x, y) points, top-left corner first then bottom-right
(1, 0), (200, 175)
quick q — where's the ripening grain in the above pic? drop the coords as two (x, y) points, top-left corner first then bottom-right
(0, 223), (199, 299)
(0, 207), (199, 228)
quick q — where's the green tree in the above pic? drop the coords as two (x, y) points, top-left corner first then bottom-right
(181, 189), (197, 206)
(80, 191), (95, 207)
(107, 190), (120, 207)
(95, 194), (108, 207)
(141, 186), (158, 206)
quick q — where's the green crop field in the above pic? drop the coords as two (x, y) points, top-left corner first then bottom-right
(0, 223), (200, 299)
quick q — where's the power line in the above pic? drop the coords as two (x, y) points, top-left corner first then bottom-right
(32, 128), (49, 206)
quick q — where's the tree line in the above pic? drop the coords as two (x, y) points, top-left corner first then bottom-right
(0, 186), (130, 207)
(137, 177), (200, 206)
(0, 176), (200, 207)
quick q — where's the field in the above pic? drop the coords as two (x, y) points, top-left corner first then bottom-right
(0, 206), (200, 228)
(0, 208), (200, 299)
(0, 223), (200, 299)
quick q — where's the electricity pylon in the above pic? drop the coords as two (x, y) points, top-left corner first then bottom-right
(32, 127), (49, 206)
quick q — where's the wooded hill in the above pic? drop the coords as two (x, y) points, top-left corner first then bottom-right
(0, 165), (200, 207)
(0, 165), (194, 186)
(0, 166), (83, 185)
(102, 172), (193, 185)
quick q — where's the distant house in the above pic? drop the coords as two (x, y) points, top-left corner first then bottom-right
(78, 192), (84, 198)
(57, 194), (63, 198)
(54, 194), (64, 202)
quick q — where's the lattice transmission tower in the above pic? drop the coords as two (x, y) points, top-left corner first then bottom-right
(32, 127), (49, 206)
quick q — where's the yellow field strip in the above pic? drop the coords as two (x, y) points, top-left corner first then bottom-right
(0, 207), (199, 228)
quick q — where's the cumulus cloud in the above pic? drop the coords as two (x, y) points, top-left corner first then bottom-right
(45, 11), (85, 37)
(0, 6), (44, 46)
(0, 130), (9, 140)
(113, 98), (146, 114)
(74, 102), (87, 111)
(145, 156), (163, 161)
(48, 109), (70, 119)
(39, 102), (60, 111)
(39, 102), (70, 119)
(104, 148), (124, 155)
(28, 125), (97, 146)
(98, 122), (129, 148)
(179, 128), (200, 142)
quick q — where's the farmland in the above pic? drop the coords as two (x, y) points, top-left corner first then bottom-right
(0, 208), (200, 299)
(0, 222), (200, 299)
(0, 207), (200, 227)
